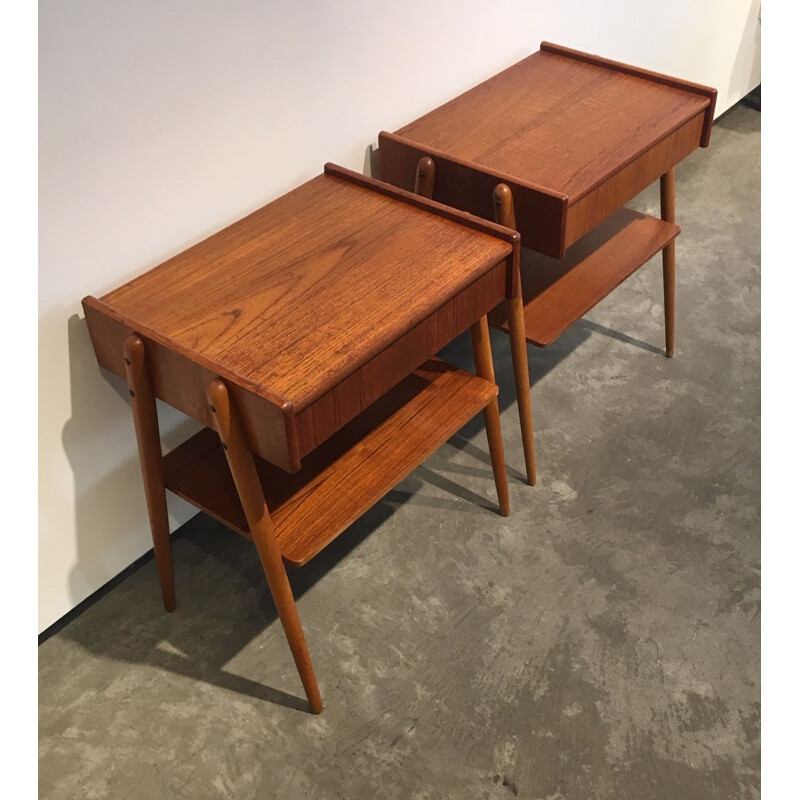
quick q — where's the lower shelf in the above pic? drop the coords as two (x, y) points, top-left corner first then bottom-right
(489, 207), (680, 346)
(162, 359), (497, 567)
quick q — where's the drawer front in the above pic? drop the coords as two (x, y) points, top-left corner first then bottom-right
(381, 109), (704, 258)
(564, 111), (705, 248)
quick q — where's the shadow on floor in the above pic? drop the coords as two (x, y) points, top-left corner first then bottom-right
(53, 309), (662, 712)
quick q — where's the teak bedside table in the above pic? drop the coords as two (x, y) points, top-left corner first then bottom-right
(379, 42), (717, 470)
(83, 164), (521, 713)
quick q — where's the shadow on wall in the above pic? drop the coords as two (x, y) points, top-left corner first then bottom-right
(363, 143), (380, 179)
(60, 314), (201, 611)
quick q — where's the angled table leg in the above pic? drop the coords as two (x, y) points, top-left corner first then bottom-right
(413, 158), (536, 487)
(123, 335), (176, 612)
(660, 168), (676, 357)
(470, 315), (511, 516)
(206, 379), (323, 714)
(493, 184), (537, 486)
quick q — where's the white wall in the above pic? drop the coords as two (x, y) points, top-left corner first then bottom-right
(39, 0), (760, 632)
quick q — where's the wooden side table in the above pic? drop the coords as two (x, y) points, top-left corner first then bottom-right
(379, 42), (717, 469)
(83, 164), (522, 713)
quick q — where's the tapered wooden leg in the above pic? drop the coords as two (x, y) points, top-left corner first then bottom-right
(493, 184), (537, 485)
(660, 169), (676, 358)
(470, 316), (510, 516)
(206, 379), (323, 714)
(123, 335), (175, 612)
(505, 291), (537, 485)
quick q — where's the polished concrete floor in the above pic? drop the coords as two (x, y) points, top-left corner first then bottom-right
(39, 103), (760, 799)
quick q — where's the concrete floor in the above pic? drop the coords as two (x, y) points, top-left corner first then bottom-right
(39, 103), (760, 799)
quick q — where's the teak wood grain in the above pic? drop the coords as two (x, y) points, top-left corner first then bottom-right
(83, 164), (516, 471)
(162, 360), (499, 566)
(379, 42), (715, 257)
(538, 42), (716, 145)
(488, 207), (680, 347)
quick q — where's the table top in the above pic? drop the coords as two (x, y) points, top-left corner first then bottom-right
(390, 43), (714, 204)
(379, 42), (716, 257)
(94, 165), (514, 413)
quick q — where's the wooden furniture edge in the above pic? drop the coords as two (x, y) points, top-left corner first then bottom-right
(376, 133), (569, 209)
(569, 108), (708, 208)
(325, 161), (522, 296)
(375, 136), (567, 258)
(540, 41), (718, 147)
(293, 263), (506, 455)
(82, 294), (303, 472)
(82, 295), (291, 409)
(324, 162), (521, 246)
(562, 111), (703, 247)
